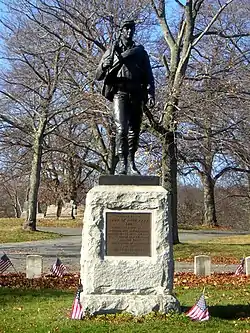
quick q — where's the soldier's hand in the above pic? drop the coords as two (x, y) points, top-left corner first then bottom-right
(147, 96), (155, 108)
(102, 56), (113, 71)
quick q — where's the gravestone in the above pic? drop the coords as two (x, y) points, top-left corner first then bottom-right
(60, 200), (80, 219)
(246, 256), (250, 276)
(26, 255), (43, 278)
(80, 176), (179, 316)
(45, 204), (58, 218)
(194, 255), (211, 276)
(59, 202), (74, 219)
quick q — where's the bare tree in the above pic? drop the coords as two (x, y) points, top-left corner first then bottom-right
(0, 170), (27, 217)
(1, 0), (249, 237)
(0, 4), (88, 229)
(176, 1), (250, 226)
(148, 0), (250, 240)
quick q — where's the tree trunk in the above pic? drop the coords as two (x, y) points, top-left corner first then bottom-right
(247, 172), (250, 225)
(169, 137), (179, 244)
(162, 133), (179, 244)
(23, 135), (43, 231)
(68, 157), (78, 202)
(68, 161), (78, 220)
(202, 174), (218, 227)
(14, 195), (22, 218)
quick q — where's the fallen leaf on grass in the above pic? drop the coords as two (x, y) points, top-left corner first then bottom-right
(0, 272), (250, 290)
(174, 272), (250, 288)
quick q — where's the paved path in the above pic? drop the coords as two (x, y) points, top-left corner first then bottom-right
(0, 228), (247, 274)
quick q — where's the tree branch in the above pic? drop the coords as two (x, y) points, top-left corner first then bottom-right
(150, 0), (176, 48)
(0, 114), (31, 135)
(175, 0), (185, 8)
(214, 166), (250, 181)
(192, 0), (234, 47)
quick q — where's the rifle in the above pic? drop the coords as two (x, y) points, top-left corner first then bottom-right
(101, 33), (121, 101)
(108, 31), (122, 72)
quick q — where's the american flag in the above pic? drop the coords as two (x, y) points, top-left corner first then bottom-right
(235, 258), (245, 275)
(186, 293), (209, 321)
(0, 254), (12, 273)
(71, 284), (83, 319)
(50, 258), (67, 277)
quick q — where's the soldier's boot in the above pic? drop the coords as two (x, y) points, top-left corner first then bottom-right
(128, 151), (141, 175)
(118, 154), (128, 175)
(128, 129), (141, 175)
(117, 130), (128, 175)
(119, 158), (128, 175)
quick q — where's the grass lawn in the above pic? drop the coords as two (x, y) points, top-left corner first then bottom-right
(174, 235), (250, 264)
(0, 218), (62, 244)
(0, 217), (82, 243)
(0, 285), (249, 333)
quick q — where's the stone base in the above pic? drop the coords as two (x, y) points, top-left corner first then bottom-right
(81, 294), (180, 316)
(81, 185), (179, 315)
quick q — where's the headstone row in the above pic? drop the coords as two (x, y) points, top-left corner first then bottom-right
(194, 255), (250, 276)
(13, 254), (250, 279)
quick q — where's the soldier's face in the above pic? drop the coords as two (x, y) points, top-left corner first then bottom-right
(121, 25), (135, 41)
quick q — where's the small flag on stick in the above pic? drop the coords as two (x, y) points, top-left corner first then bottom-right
(71, 282), (83, 320)
(50, 258), (67, 277)
(235, 257), (245, 275)
(186, 292), (209, 321)
(0, 254), (12, 274)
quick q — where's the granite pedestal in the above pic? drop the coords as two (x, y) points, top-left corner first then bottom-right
(80, 176), (179, 315)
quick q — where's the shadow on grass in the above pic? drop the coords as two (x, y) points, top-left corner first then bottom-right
(182, 304), (250, 319)
(209, 305), (250, 319)
(19, 229), (63, 236)
(1, 287), (250, 321)
(34, 230), (64, 237)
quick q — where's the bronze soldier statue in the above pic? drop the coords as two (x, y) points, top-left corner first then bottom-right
(96, 20), (155, 175)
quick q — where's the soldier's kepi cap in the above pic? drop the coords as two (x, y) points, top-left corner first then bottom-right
(120, 19), (136, 29)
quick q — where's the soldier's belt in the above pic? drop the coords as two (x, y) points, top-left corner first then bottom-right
(115, 82), (143, 92)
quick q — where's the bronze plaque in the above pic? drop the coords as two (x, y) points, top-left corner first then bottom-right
(105, 212), (151, 256)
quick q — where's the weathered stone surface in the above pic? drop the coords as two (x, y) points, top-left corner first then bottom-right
(80, 185), (179, 315)
(26, 255), (43, 278)
(194, 255), (211, 276)
(45, 204), (58, 218)
(83, 294), (179, 316)
(60, 202), (74, 218)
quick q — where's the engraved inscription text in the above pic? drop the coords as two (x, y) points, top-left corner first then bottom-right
(106, 212), (151, 256)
